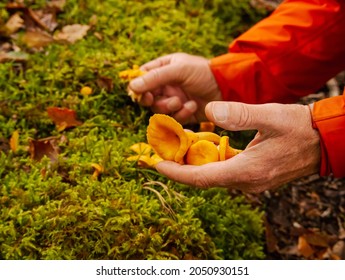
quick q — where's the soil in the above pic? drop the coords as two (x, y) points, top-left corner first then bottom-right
(259, 175), (345, 260)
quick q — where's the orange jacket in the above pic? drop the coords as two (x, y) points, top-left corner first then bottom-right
(210, 0), (345, 177)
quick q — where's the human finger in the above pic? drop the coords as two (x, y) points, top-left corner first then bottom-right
(155, 150), (275, 193)
(138, 92), (154, 107)
(151, 96), (183, 114)
(140, 54), (174, 71)
(205, 101), (284, 132)
(170, 100), (198, 124)
(129, 64), (180, 94)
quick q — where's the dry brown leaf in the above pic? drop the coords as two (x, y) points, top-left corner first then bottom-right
(6, 3), (26, 9)
(0, 51), (28, 63)
(264, 216), (279, 253)
(298, 235), (315, 258)
(29, 137), (60, 162)
(96, 76), (113, 92)
(47, 107), (83, 131)
(5, 13), (24, 35)
(36, 10), (59, 32)
(22, 30), (54, 48)
(54, 24), (90, 44)
(304, 232), (332, 248)
(47, 0), (66, 11)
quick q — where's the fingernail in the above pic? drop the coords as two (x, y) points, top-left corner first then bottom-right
(184, 100), (197, 113)
(212, 103), (228, 122)
(130, 77), (144, 90)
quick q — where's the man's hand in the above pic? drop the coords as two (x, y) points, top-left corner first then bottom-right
(156, 101), (321, 193)
(129, 53), (222, 124)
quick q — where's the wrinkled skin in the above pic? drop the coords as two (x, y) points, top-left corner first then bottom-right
(129, 53), (222, 124)
(156, 102), (321, 193)
(129, 53), (321, 193)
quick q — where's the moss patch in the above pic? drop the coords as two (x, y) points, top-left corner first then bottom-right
(0, 0), (266, 259)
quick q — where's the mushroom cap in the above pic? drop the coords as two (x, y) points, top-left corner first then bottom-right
(129, 142), (152, 155)
(186, 140), (219, 166)
(147, 114), (190, 164)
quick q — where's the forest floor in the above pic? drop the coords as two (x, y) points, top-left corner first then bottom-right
(260, 175), (345, 260)
(255, 87), (345, 260)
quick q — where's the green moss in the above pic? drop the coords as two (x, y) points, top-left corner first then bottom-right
(0, 0), (266, 259)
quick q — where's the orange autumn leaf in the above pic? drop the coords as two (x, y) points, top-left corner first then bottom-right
(298, 235), (315, 258)
(47, 107), (82, 131)
(9, 130), (19, 153)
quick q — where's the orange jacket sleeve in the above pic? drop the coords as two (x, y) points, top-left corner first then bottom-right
(209, 0), (345, 178)
(210, 0), (345, 104)
(311, 91), (345, 177)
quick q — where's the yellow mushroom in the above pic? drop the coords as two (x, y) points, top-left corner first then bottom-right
(129, 142), (152, 155)
(147, 114), (192, 164)
(119, 65), (147, 102)
(199, 121), (215, 132)
(185, 140), (219, 166)
(218, 136), (242, 161)
(151, 153), (163, 165)
(127, 155), (156, 168)
(195, 132), (221, 145)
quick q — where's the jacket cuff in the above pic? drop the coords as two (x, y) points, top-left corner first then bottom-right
(311, 91), (345, 177)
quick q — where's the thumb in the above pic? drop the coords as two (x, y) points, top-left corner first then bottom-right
(205, 101), (280, 131)
(129, 64), (180, 93)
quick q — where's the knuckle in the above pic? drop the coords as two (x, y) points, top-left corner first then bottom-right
(235, 103), (252, 128)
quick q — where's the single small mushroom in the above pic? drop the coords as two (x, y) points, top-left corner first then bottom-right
(218, 135), (242, 161)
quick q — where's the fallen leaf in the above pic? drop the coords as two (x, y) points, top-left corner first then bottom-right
(0, 137), (10, 153)
(47, 0), (66, 11)
(53, 24), (90, 44)
(5, 3), (26, 9)
(96, 76), (113, 92)
(29, 137), (60, 162)
(304, 231), (334, 248)
(298, 235), (314, 258)
(264, 216), (278, 253)
(9, 130), (19, 153)
(37, 10), (59, 32)
(47, 107), (82, 131)
(4, 13), (24, 35)
(332, 240), (345, 259)
(22, 30), (54, 49)
(0, 51), (29, 63)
